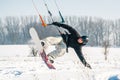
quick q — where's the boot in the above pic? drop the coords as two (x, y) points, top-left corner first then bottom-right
(47, 55), (54, 63)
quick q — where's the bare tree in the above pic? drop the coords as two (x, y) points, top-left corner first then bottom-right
(0, 19), (5, 44)
(103, 39), (110, 60)
(4, 17), (21, 44)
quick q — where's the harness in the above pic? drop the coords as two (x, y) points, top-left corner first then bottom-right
(58, 30), (69, 53)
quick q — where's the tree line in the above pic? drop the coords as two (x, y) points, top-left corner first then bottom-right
(0, 16), (120, 47)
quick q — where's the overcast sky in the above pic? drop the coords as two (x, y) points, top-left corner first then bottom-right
(0, 0), (120, 20)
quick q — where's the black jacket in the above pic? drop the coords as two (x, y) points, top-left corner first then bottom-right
(52, 22), (91, 68)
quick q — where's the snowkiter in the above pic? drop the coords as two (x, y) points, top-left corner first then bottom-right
(51, 22), (92, 69)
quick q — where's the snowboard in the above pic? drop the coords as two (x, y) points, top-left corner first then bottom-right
(29, 27), (55, 69)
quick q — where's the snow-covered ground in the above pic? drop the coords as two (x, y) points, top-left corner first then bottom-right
(0, 45), (120, 80)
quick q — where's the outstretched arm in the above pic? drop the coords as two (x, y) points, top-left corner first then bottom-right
(52, 22), (81, 37)
(74, 48), (92, 69)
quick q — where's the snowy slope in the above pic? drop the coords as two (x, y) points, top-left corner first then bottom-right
(0, 45), (120, 80)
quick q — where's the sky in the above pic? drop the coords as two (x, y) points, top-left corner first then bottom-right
(0, 0), (120, 20)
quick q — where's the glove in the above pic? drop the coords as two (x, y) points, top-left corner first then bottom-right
(41, 41), (45, 46)
(52, 22), (61, 27)
(52, 22), (59, 25)
(85, 63), (92, 69)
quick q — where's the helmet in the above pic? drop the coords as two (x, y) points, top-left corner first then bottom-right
(81, 36), (89, 44)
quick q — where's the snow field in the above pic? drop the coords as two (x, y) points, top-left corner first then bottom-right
(0, 45), (120, 80)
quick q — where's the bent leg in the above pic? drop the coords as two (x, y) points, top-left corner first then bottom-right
(47, 41), (66, 59)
